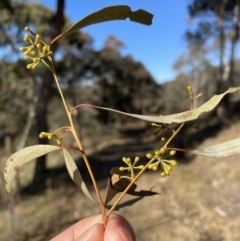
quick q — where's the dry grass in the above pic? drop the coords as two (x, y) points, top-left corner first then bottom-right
(1, 122), (240, 240)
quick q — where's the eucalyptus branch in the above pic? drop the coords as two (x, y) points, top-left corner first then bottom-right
(163, 123), (185, 148)
(51, 68), (107, 227)
(4, 6), (240, 240)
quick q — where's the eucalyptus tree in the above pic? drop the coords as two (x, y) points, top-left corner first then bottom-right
(0, 0), (75, 186)
(0, 1), (52, 151)
(186, 0), (240, 87)
(185, 0), (240, 121)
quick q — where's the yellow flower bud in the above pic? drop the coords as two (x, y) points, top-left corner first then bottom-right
(159, 148), (165, 155)
(161, 172), (166, 177)
(30, 51), (36, 56)
(33, 58), (39, 63)
(148, 163), (153, 169)
(166, 165), (172, 171)
(36, 43), (42, 50)
(161, 137), (165, 141)
(162, 163), (170, 175)
(56, 139), (62, 145)
(134, 156), (140, 164)
(187, 85), (192, 92)
(46, 51), (53, 56)
(47, 134), (53, 140)
(31, 61), (39, 69)
(24, 26), (29, 31)
(20, 47), (28, 51)
(24, 46), (34, 56)
(42, 46), (48, 55)
(155, 150), (160, 156)
(23, 34), (30, 42)
(146, 153), (152, 159)
(35, 34), (41, 41)
(27, 63), (34, 69)
(168, 160), (177, 166)
(119, 167), (126, 171)
(39, 132), (49, 138)
(152, 165), (158, 171)
(24, 55), (30, 60)
(170, 150), (176, 156)
(122, 157), (127, 162)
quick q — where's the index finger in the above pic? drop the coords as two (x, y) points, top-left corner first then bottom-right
(50, 215), (103, 241)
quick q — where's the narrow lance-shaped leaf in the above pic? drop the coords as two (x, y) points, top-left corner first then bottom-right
(64, 5), (153, 35)
(4, 145), (60, 193)
(191, 137), (240, 158)
(80, 86), (240, 124)
(63, 149), (96, 202)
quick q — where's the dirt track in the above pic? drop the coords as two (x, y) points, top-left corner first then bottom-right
(1, 122), (240, 241)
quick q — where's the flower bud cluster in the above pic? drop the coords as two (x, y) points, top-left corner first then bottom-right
(188, 85), (203, 100)
(146, 148), (177, 177)
(119, 156), (144, 178)
(20, 27), (53, 69)
(39, 132), (62, 145)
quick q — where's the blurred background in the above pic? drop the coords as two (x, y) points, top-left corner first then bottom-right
(1, 0), (240, 240)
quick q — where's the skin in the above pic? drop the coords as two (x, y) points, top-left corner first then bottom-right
(50, 214), (136, 241)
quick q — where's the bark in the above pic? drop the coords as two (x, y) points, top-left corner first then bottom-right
(32, 0), (65, 186)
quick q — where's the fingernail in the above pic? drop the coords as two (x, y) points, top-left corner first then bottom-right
(116, 225), (134, 241)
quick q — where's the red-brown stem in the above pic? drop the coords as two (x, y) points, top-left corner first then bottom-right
(49, 65), (107, 226)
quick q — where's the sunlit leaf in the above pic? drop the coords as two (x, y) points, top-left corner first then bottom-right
(191, 137), (240, 158)
(64, 5), (153, 34)
(63, 149), (96, 202)
(82, 86), (240, 124)
(4, 145), (60, 193)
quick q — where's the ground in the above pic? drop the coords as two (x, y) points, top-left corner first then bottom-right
(0, 121), (240, 241)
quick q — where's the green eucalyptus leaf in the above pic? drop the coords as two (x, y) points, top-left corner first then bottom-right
(191, 137), (240, 158)
(4, 145), (60, 193)
(82, 86), (240, 124)
(64, 5), (153, 34)
(63, 149), (96, 202)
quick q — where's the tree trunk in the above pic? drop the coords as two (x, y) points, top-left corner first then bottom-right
(217, 3), (225, 84)
(32, 0), (65, 187)
(228, 0), (240, 85)
(211, 1), (232, 123)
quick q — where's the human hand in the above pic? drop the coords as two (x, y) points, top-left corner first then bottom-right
(50, 213), (136, 241)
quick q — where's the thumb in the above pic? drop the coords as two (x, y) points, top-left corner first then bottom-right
(104, 214), (136, 241)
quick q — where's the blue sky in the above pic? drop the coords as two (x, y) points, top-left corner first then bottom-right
(39, 0), (189, 83)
